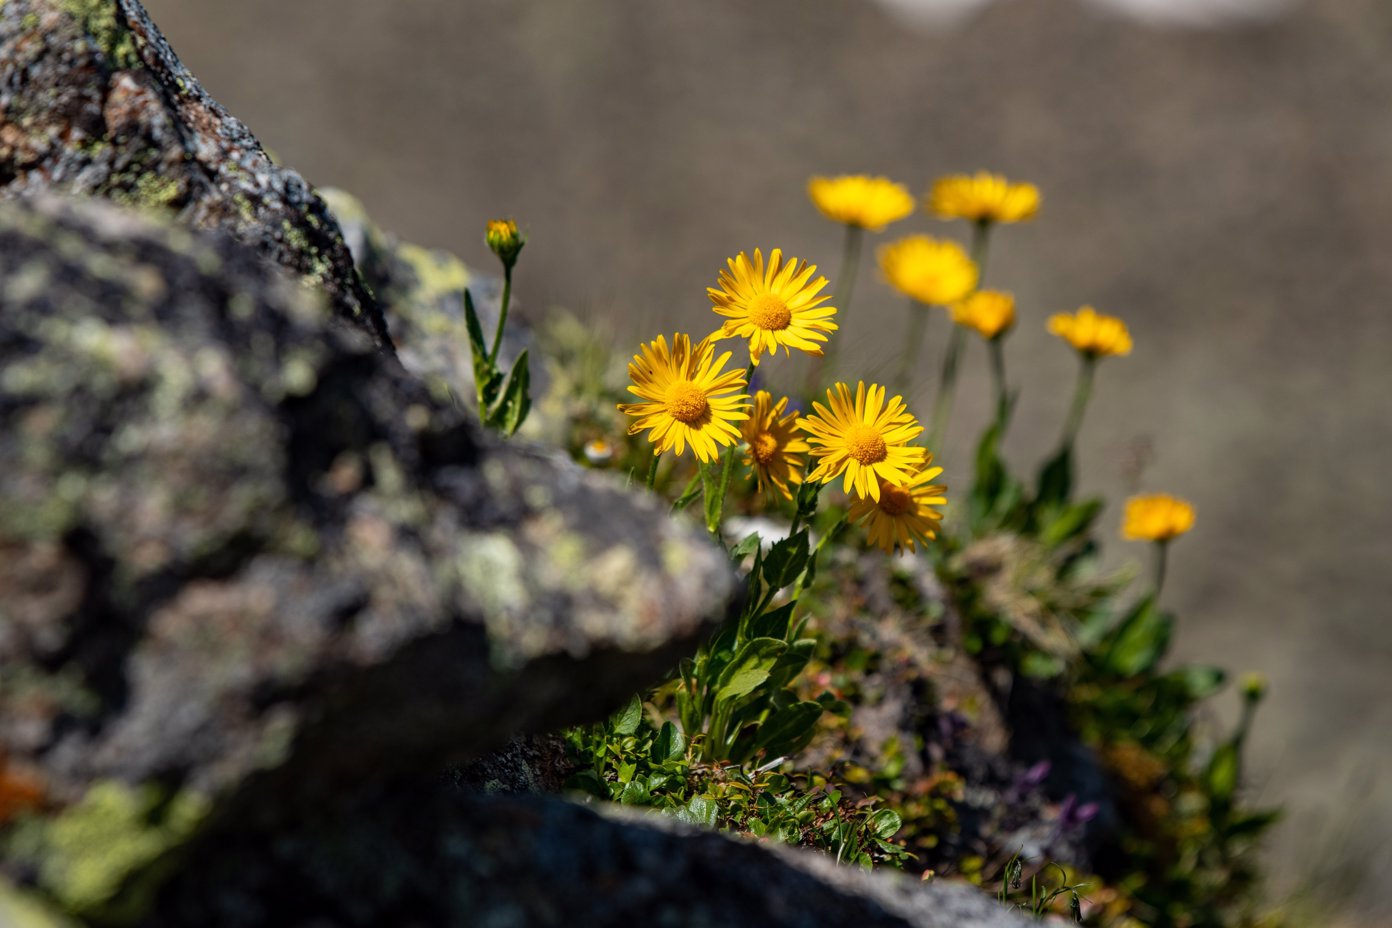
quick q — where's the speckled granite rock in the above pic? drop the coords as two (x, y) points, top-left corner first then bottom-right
(0, 0), (391, 352)
(0, 194), (737, 919)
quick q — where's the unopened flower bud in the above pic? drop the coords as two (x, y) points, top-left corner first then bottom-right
(1240, 672), (1268, 702)
(486, 218), (525, 269)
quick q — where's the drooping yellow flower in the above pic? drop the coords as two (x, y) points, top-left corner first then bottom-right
(797, 381), (926, 503)
(1047, 306), (1133, 358)
(951, 289), (1016, 340)
(618, 333), (749, 463)
(708, 248), (838, 366)
(741, 391), (809, 501)
(928, 171), (1041, 224)
(807, 175), (916, 231)
(849, 463), (948, 554)
(1122, 494), (1195, 542)
(878, 235), (979, 306)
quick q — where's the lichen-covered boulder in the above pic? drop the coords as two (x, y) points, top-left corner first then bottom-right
(0, 0), (392, 352)
(0, 194), (737, 920)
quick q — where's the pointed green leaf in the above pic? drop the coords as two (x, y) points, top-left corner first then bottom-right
(751, 700), (823, 757)
(652, 721), (686, 763)
(611, 693), (643, 736)
(748, 602), (796, 642)
(1206, 742), (1240, 802)
(762, 530), (809, 590)
(1103, 596), (1173, 676)
(463, 288), (498, 405)
(1040, 498), (1103, 548)
(1036, 446), (1073, 507)
(713, 637), (787, 704)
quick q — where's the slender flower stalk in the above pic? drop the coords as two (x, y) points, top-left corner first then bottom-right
(645, 451), (660, 491)
(1153, 540), (1169, 597)
(1058, 354), (1097, 453)
(806, 224), (862, 394)
(927, 222), (993, 448)
(894, 297), (932, 396)
(988, 337), (1008, 426)
(485, 219), (525, 366)
(706, 360), (757, 537)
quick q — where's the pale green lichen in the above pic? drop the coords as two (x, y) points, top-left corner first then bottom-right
(396, 242), (470, 304)
(0, 876), (78, 928)
(59, 0), (138, 69)
(6, 782), (209, 923)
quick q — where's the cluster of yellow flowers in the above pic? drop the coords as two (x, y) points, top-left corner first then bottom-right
(610, 169), (1192, 558)
(617, 244), (946, 553)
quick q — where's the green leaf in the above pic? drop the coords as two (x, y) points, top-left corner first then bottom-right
(1020, 651), (1066, 679)
(762, 530), (809, 590)
(612, 694), (643, 736)
(731, 532), (762, 560)
(1039, 498), (1102, 548)
(463, 289), (499, 406)
(1168, 665), (1227, 700)
(752, 700), (824, 758)
(676, 795), (719, 828)
(488, 349), (531, 435)
(1206, 742), (1240, 803)
(618, 778), (651, 805)
(868, 809), (903, 840)
(652, 721), (686, 763)
(1036, 446), (1073, 508)
(1224, 807), (1282, 840)
(713, 638), (787, 704)
(1102, 596), (1173, 676)
(701, 461), (722, 536)
(973, 420), (1007, 508)
(748, 602), (796, 642)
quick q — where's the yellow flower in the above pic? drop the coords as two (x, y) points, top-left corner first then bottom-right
(928, 171), (1040, 224)
(1047, 306), (1133, 358)
(878, 235), (979, 306)
(951, 289), (1016, 340)
(618, 333), (749, 463)
(1122, 493), (1195, 542)
(708, 248), (838, 366)
(797, 381), (926, 503)
(485, 218), (525, 267)
(849, 463), (947, 554)
(807, 175), (915, 231)
(740, 391), (809, 501)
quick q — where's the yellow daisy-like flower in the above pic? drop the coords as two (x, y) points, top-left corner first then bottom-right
(618, 333), (750, 463)
(708, 248), (838, 366)
(951, 289), (1016, 340)
(797, 381), (927, 503)
(928, 171), (1041, 224)
(741, 391), (809, 501)
(1047, 306), (1133, 358)
(878, 235), (979, 306)
(807, 175), (916, 231)
(849, 463), (948, 555)
(1122, 494), (1195, 542)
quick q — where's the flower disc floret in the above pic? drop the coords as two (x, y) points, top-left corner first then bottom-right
(807, 175), (915, 231)
(618, 333), (749, 463)
(878, 235), (979, 306)
(797, 381), (926, 502)
(741, 391), (809, 501)
(928, 171), (1040, 224)
(848, 463), (947, 554)
(952, 290), (1016, 340)
(1122, 493), (1195, 542)
(1048, 306), (1133, 358)
(708, 248), (838, 365)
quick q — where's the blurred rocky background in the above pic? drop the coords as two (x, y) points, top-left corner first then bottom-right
(131, 0), (1392, 922)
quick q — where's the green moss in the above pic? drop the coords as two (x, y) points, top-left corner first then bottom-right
(6, 782), (209, 924)
(21, 12), (40, 32)
(59, 0), (139, 69)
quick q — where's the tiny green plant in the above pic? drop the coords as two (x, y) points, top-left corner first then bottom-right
(464, 218), (531, 435)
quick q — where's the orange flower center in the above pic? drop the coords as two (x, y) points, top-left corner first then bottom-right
(751, 431), (780, 465)
(844, 424), (887, 465)
(877, 483), (913, 516)
(748, 293), (792, 331)
(665, 381), (709, 424)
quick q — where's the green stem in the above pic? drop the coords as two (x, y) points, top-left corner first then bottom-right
(1153, 539), (1169, 599)
(1058, 355), (1097, 453)
(671, 472), (702, 512)
(928, 326), (966, 450)
(806, 224), (863, 397)
(708, 361), (756, 539)
(988, 336), (1009, 427)
(894, 299), (932, 398)
(488, 265), (513, 367)
(645, 452), (660, 491)
(970, 219), (992, 285)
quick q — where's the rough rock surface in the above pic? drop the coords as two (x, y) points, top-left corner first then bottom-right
(0, 2), (1033, 925)
(0, 0), (391, 351)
